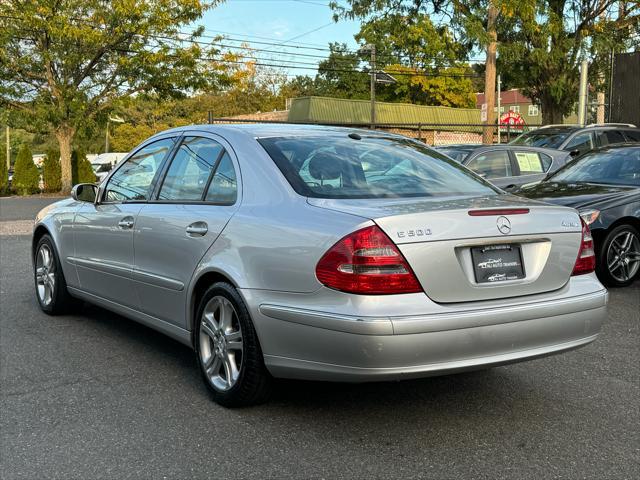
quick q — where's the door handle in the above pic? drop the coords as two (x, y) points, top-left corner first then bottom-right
(118, 216), (135, 229)
(186, 221), (208, 237)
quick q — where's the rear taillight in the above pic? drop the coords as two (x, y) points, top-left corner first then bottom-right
(315, 225), (422, 295)
(572, 218), (596, 276)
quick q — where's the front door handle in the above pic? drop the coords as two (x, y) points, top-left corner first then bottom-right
(186, 221), (208, 237)
(118, 216), (135, 229)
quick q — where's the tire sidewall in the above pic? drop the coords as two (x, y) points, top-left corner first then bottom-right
(34, 234), (67, 314)
(597, 224), (640, 287)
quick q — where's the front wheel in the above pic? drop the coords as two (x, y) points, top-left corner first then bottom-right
(597, 224), (640, 287)
(34, 234), (75, 314)
(194, 282), (272, 407)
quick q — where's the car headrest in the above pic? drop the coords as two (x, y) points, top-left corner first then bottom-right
(308, 153), (343, 181)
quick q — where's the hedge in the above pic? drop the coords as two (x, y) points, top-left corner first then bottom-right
(12, 144), (40, 195)
(43, 150), (62, 192)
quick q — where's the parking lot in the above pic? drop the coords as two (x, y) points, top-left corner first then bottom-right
(1, 196), (638, 479)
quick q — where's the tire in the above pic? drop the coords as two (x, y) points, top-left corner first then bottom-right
(596, 224), (640, 288)
(34, 234), (75, 315)
(194, 282), (272, 407)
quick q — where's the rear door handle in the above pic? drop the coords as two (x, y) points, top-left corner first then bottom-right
(118, 216), (135, 229)
(186, 221), (208, 237)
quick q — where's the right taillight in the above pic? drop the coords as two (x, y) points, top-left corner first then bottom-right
(315, 225), (422, 295)
(572, 218), (596, 276)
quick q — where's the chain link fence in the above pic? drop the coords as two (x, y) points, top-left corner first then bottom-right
(207, 116), (542, 145)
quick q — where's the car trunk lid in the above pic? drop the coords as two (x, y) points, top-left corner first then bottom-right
(308, 195), (583, 302)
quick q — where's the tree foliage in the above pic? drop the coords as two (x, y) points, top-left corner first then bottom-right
(42, 150), (62, 193)
(332, 0), (639, 123)
(0, 0), (226, 192)
(12, 144), (39, 195)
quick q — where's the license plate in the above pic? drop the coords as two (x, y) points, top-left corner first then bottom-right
(471, 244), (525, 284)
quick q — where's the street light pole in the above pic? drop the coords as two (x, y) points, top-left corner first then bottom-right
(105, 116), (125, 153)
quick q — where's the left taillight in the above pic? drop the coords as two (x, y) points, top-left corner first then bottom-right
(572, 218), (596, 276)
(315, 225), (423, 295)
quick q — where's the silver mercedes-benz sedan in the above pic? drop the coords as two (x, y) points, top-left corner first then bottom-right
(32, 124), (608, 407)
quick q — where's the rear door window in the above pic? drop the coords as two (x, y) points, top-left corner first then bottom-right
(158, 137), (224, 201)
(597, 130), (627, 147)
(513, 151), (548, 175)
(623, 130), (640, 142)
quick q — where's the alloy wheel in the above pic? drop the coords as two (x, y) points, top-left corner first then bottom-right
(606, 230), (640, 283)
(35, 244), (56, 306)
(199, 296), (244, 391)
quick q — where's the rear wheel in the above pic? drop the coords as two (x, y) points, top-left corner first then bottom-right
(597, 224), (640, 287)
(194, 282), (272, 407)
(34, 234), (75, 314)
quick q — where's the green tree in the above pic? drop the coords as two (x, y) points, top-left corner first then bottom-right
(71, 150), (97, 185)
(0, 147), (8, 194)
(42, 150), (62, 193)
(12, 144), (40, 195)
(315, 43), (370, 99)
(1, 0), (227, 193)
(332, 0), (639, 123)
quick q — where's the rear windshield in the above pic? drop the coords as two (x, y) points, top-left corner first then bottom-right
(512, 131), (571, 148)
(259, 135), (500, 199)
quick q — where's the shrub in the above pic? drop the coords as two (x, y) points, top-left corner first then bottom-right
(42, 150), (62, 192)
(72, 149), (97, 185)
(0, 148), (8, 195)
(12, 144), (40, 195)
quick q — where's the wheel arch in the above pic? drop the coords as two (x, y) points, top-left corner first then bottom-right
(32, 224), (52, 259)
(188, 269), (240, 346)
(593, 216), (640, 248)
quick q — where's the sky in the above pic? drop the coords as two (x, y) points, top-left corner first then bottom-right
(197, 0), (362, 77)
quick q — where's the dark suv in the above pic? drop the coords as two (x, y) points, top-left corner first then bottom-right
(511, 123), (640, 156)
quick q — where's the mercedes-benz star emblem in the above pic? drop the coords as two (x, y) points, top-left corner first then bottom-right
(496, 216), (511, 235)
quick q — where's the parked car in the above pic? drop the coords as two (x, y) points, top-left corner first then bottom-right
(517, 144), (640, 287)
(510, 123), (640, 157)
(91, 152), (128, 182)
(433, 144), (482, 162)
(456, 145), (570, 190)
(33, 124), (608, 407)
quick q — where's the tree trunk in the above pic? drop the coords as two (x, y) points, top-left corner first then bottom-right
(482, 3), (499, 144)
(541, 95), (565, 125)
(55, 124), (75, 193)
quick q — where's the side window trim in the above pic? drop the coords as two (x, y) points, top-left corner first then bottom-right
(99, 135), (181, 204)
(200, 148), (227, 201)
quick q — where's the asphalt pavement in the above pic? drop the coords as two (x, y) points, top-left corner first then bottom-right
(1, 196), (639, 479)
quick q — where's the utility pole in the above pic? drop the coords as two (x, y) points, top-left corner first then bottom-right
(5, 126), (9, 170)
(578, 60), (589, 126)
(482, 2), (499, 144)
(105, 116), (125, 153)
(369, 45), (376, 128)
(497, 74), (502, 144)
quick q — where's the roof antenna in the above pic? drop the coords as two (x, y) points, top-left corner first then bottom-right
(348, 133), (362, 140)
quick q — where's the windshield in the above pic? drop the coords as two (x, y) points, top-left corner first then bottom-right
(549, 147), (640, 186)
(259, 135), (500, 199)
(512, 131), (571, 149)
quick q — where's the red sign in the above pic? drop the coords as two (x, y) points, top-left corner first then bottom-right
(500, 111), (525, 130)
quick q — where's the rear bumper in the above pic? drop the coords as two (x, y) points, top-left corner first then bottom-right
(241, 275), (608, 382)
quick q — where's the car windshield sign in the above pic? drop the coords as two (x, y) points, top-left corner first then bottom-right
(259, 136), (500, 199)
(549, 147), (640, 186)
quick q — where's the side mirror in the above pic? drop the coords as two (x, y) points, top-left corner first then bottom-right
(71, 183), (98, 203)
(569, 149), (581, 157)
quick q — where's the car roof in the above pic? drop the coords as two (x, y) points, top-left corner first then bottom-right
(148, 123), (405, 141)
(467, 145), (567, 156)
